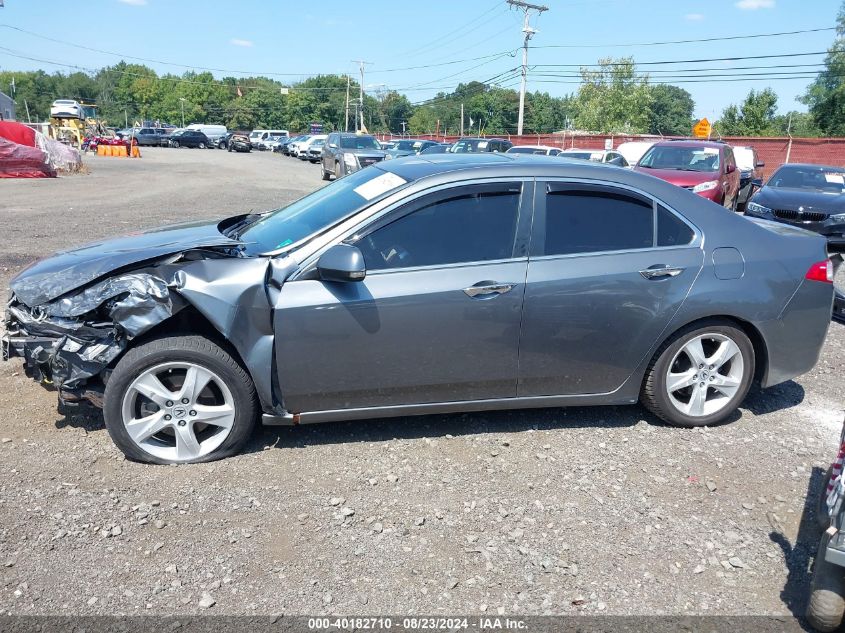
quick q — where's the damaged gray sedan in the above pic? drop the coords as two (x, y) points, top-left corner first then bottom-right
(3, 154), (836, 464)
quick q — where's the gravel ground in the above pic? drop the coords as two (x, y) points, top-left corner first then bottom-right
(0, 147), (844, 618)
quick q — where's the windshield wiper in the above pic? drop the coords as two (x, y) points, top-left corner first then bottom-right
(224, 213), (263, 240)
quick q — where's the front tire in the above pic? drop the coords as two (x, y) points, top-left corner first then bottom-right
(171, 141), (180, 148)
(640, 320), (754, 427)
(335, 162), (342, 179)
(103, 335), (257, 464)
(198, 142), (206, 149)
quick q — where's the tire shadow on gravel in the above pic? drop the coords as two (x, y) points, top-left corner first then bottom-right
(743, 380), (806, 417)
(770, 465), (827, 629)
(254, 404), (655, 452)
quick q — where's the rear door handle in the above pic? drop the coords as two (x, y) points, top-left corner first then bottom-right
(463, 283), (515, 298)
(639, 266), (684, 280)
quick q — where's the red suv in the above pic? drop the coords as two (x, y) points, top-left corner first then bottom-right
(634, 140), (741, 210)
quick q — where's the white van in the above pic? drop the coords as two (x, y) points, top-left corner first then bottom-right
(249, 129), (289, 148)
(186, 124), (227, 145)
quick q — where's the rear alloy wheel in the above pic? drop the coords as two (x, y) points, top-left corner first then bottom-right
(641, 321), (754, 427)
(104, 335), (257, 464)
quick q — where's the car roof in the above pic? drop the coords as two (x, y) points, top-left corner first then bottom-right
(651, 140), (725, 149)
(774, 162), (845, 171)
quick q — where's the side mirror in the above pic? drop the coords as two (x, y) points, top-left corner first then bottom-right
(328, 143), (338, 149)
(317, 244), (366, 283)
(756, 161), (766, 168)
(751, 178), (764, 188)
(726, 164), (736, 174)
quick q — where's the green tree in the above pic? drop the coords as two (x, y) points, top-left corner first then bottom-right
(572, 58), (653, 133)
(803, 1), (845, 135)
(647, 84), (695, 136)
(715, 88), (779, 136)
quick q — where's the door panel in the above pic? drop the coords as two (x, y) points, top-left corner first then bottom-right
(274, 260), (527, 412)
(518, 248), (702, 396)
(517, 181), (703, 396)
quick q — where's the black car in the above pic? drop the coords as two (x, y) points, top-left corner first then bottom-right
(167, 129), (210, 149)
(450, 137), (513, 154)
(321, 133), (386, 180)
(745, 162), (845, 320)
(745, 164), (845, 251)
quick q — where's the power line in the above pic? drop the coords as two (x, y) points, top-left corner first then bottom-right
(0, 23), (516, 77)
(528, 26), (836, 49)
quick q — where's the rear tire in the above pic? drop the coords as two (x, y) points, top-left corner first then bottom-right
(807, 533), (845, 632)
(198, 142), (206, 149)
(103, 335), (257, 465)
(640, 320), (754, 427)
(335, 162), (342, 179)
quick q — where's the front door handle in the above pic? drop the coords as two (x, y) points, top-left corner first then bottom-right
(639, 266), (685, 280)
(463, 283), (515, 298)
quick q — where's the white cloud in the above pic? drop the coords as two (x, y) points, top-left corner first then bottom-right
(685, 13), (705, 20)
(118, 0), (147, 5)
(735, 0), (774, 9)
(230, 39), (253, 47)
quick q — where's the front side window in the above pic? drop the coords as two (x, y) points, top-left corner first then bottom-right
(542, 188), (654, 256)
(355, 184), (522, 271)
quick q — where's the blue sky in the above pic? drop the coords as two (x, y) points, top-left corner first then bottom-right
(0, 0), (841, 120)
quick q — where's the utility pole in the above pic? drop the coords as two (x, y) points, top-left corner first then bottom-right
(460, 103), (464, 136)
(400, 121), (407, 135)
(508, 0), (548, 137)
(351, 60), (371, 132)
(344, 75), (350, 132)
(179, 98), (186, 128)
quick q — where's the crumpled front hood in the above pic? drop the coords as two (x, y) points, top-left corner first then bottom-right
(11, 217), (243, 307)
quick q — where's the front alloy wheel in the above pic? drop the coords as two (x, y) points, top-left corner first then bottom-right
(121, 362), (235, 462)
(641, 321), (754, 427)
(104, 335), (257, 464)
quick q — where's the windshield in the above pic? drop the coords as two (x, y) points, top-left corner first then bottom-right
(768, 166), (845, 193)
(562, 151), (595, 161)
(238, 168), (410, 255)
(638, 146), (721, 172)
(393, 140), (416, 151)
(451, 139), (488, 153)
(249, 132), (262, 139)
(340, 135), (381, 150)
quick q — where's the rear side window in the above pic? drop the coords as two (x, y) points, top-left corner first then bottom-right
(543, 189), (653, 256)
(357, 184), (522, 270)
(657, 205), (694, 247)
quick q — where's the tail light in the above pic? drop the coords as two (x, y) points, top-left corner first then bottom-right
(806, 260), (834, 283)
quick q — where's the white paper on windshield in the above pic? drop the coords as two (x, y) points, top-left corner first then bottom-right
(824, 173), (845, 184)
(353, 172), (408, 201)
(702, 148), (719, 155)
(477, 141), (489, 149)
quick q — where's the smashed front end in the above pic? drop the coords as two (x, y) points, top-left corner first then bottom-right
(3, 273), (182, 408)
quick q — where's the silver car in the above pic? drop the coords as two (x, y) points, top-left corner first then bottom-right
(3, 154), (835, 464)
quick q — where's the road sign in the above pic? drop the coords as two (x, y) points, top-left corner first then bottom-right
(692, 118), (712, 139)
